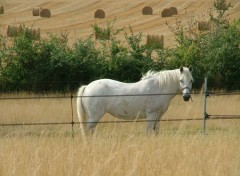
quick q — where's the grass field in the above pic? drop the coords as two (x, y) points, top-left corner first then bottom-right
(0, 93), (240, 175)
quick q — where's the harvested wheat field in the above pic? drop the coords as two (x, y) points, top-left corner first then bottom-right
(0, 0), (239, 47)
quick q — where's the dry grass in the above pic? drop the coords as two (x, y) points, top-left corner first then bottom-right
(0, 93), (240, 175)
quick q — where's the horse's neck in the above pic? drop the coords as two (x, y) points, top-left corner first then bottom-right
(158, 69), (180, 94)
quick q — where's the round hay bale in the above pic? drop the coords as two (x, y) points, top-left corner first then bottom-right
(25, 27), (40, 40)
(161, 8), (172, 18)
(6, 25), (16, 37)
(146, 34), (164, 48)
(6, 24), (22, 37)
(198, 21), (210, 31)
(215, 0), (228, 10)
(94, 9), (105, 19)
(142, 6), (153, 15)
(0, 6), (4, 15)
(32, 7), (41, 16)
(95, 31), (110, 40)
(40, 8), (51, 18)
(169, 7), (178, 15)
(31, 27), (41, 40)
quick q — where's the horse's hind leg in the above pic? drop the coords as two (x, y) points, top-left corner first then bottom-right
(146, 111), (162, 135)
(86, 110), (105, 135)
(86, 120), (98, 135)
(146, 111), (158, 135)
(147, 120), (160, 136)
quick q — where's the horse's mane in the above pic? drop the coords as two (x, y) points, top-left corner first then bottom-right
(141, 69), (180, 86)
(141, 70), (161, 80)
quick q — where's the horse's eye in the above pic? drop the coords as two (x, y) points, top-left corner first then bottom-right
(180, 80), (184, 83)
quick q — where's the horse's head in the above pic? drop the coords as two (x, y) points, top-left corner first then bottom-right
(179, 66), (193, 101)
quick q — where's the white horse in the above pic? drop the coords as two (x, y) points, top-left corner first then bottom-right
(77, 67), (193, 137)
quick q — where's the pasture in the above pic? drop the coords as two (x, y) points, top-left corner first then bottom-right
(0, 93), (240, 175)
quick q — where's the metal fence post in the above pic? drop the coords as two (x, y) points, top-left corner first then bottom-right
(203, 77), (208, 134)
(70, 94), (74, 138)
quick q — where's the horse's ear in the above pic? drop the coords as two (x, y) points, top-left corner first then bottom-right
(180, 67), (184, 73)
(189, 66), (193, 72)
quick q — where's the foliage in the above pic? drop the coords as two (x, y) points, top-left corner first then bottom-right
(0, 0), (239, 92)
(166, 0), (240, 89)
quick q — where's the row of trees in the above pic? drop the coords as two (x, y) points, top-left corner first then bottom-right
(0, 0), (239, 92)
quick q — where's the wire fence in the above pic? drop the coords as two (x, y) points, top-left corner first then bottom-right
(1, 115), (240, 127)
(0, 118), (205, 127)
(0, 90), (239, 100)
(0, 92), (200, 100)
(0, 85), (240, 136)
(208, 115), (240, 120)
(203, 91), (240, 120)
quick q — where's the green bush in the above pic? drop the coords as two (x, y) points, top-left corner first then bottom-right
(0, 0), (239, 92)
(166, 0), (240, 89)
(0, 30), (41, 91)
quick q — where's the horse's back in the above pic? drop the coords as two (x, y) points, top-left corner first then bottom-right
(82, 78), (164, 120)
(84, 78), (160, 97)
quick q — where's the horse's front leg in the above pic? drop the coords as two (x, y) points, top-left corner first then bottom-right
(146, 111), (161, 136)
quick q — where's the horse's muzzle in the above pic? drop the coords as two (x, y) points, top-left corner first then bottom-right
(181, 87), (191, 102)
(183, 94), (191, 101)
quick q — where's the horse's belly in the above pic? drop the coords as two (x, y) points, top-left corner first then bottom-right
(109, 111), (146, 120)
(105, 96), (165, 120)
(107, 102), (146, 120)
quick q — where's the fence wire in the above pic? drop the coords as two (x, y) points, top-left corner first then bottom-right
(208, 91), (240, 96)
(0, 91), (239, 101)
(208, 114), (240, 120)
(0, 92), (202, 100)
(0, 91), (239, 131)
(0, 118), (203, 127)
(1, 116), (240, 127)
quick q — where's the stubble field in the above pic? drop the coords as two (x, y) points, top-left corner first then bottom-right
(1, 0), (240, 47)
(0, 93), (240, 176)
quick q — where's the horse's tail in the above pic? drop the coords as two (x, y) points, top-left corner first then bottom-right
(77, 85), (87, 138)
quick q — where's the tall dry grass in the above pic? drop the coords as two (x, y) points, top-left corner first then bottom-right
(1, 133), (240, 176)
(0, 93), (240, 175)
